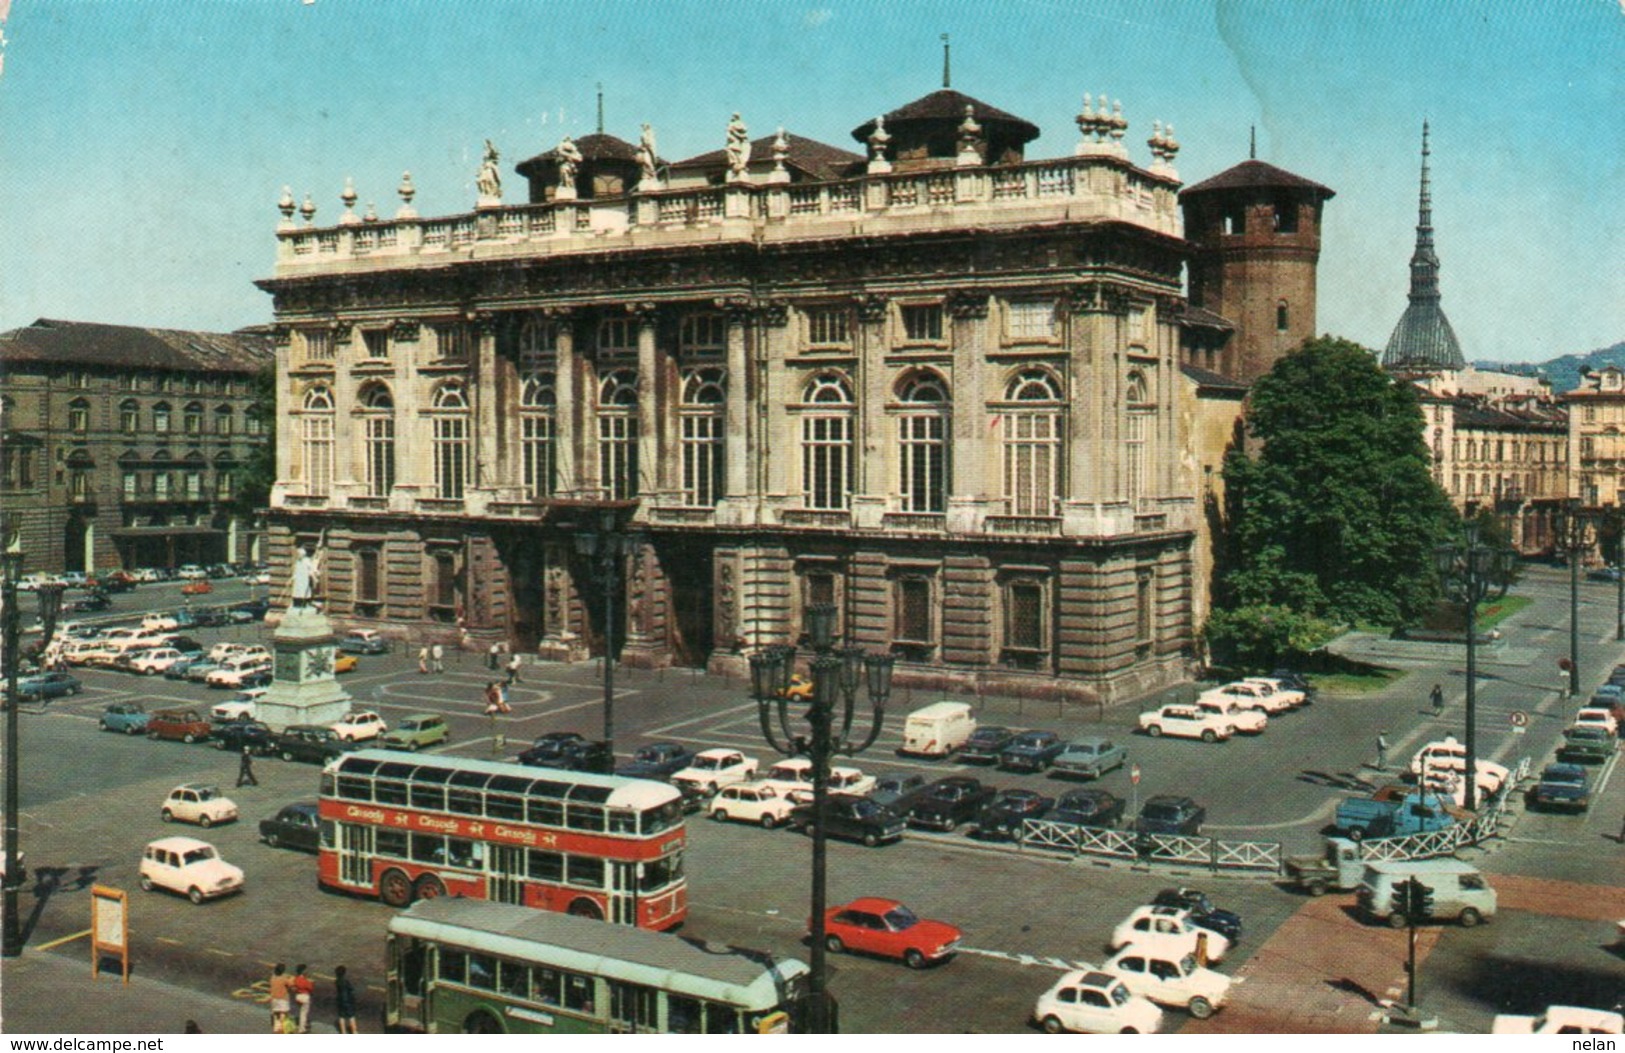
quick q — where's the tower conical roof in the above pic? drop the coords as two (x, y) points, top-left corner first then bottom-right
(1382, 122), (1465, 371)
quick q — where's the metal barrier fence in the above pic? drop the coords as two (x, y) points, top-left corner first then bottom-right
(1355, 755), (1530, 862)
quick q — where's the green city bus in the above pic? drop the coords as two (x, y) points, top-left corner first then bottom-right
(386, 897), (809, 1034)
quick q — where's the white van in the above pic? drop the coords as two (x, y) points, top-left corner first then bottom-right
(899, 701), (976, 758)
(1355, 859), (1496, 928)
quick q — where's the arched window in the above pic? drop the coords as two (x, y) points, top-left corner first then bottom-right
(430, 383), (470, 500)
(214, 405), (234, 435)
(518, 316), (555, 371)
(358, 383), (396, 498)
(520, 371), (556, 499)
(68, 398), (90, 433)
(801, 373), (853, 510)
(597, 369), (639, 500)
(298, 387), (334, 495)
(152, 401), (172, 434)
(896, 371), (949, 513)
(1001, 369), (1063, 516)
(1125, 371), (1153, 507)
(1276, 299), (1290, 332)
(183, 401), (204, 435)
(680, 368), (726, 507)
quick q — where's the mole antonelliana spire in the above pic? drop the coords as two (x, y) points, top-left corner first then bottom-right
(1382, 120), (1466, 371)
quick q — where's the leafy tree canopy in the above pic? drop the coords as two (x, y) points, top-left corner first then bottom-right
(1220, 336), (1458, 628)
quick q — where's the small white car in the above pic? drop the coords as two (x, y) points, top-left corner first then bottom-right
(206, 657), (271, 688)
(209, 642), (250, 663)
(332, 710), (388, 742)
(1573, 707), (1620, 736)
(1199, 681), (1294, 715)
(1492, 1005), (1623, 1035)
(138, 837), (244, 904)
(1240, 677), (1307, 709)
(1033, 969), (1163, 1034)
(1408, 737), (1509, 791)
(1137, 705), (1234, 743)
(1108, 906), (1231, 963)
(671, 749), (760, 796)
(755, 758), (877, 798)
(129, 647), (187, 676)
(176, 564), (208, 580)
(1103, 947), (1236, 1018)
(1196, 700), (1266, 735)
(160, 784), (239, 828)
(142, 613), (182, 632)
(709, 782), (798, 828)
(211, 699), (258, 723)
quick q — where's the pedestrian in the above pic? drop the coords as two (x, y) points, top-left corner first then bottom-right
(293, 963), (315, 1033)
(431, 642), (445, 674)
(483, 681), (501, 716)
(236, 745), (258, 787)
(497, 680), (511, 713)
(333, 964), (358, 1034)
(487, 640), (501, 671)
(1430, 683), (1444, 715)
(505, 652), (523, 685)
(1376, 731), (1390, 770)
(417, 645), (429, 675)
(268, 963), (292, 1034)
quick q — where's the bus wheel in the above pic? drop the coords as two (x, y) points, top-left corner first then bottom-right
(379, 868), (413, 908)
(413, 875), (447, 901)
(568, 898), (603, 921)
(462, 1010), (502, 1034)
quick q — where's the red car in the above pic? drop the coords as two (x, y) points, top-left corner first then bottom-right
(180, 580), (213, 595)
(817, 897), (962, 969)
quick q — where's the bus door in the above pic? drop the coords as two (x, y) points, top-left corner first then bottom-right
(384, 934), (428, 1032)
(487, 844), (525, 905)
(609, 862), (638, 926)
(338, 824), (375, 887)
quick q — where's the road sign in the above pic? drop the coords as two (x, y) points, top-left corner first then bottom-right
(1130, 764), (1141, 785)
(1510, 711), (1528, 734)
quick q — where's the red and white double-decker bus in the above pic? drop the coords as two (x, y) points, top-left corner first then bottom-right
(318, 750), (687, 930)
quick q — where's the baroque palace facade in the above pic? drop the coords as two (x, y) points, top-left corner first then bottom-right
(257, 87), (1328, 702)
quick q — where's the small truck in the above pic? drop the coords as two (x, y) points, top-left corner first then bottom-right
(1284, 837), (1363, 896)
(1334, 788), (1464, 841)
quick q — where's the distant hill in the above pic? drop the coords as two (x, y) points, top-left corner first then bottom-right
(1479, 340), (1625, 395)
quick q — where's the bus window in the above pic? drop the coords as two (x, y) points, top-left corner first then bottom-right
(499, 960), (529, 999)
(466, 953), (496, 990)
(337, 774), (373, 801)
(668, 995), (703, 1034)
(487, 794), (524, 821)
(566, 803), (605, 832)
(447, 788), (483, 816)
(447, 839), (483, 869)
(409, 784), (445, 811)
(399, 940), (426, 996)
(526, 799), (563, 826)
(609, 981), (660, 1030)
(528, 850), (563, 882)
(607, 808), (636, 834)
(438, 948), (467, 985)
(376, 829), (408, 859)
(706, 1002), (741, 1034)
(319, 820), (335, 850)
(410, 834), (446, 865)
(375, 778), (409, 806)
(639, 856), (680, 893)
(566, 856), (605, 888)
(641, 800), (683, 836)
(532, 966), (562, 1006)
(563, 972), (595, 1014)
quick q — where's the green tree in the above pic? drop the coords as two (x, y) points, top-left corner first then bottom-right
(228, 363), (276, 520)
(1220, 336), (1458, 628)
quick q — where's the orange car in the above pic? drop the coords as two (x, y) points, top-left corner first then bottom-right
(180, 580), (213, 595)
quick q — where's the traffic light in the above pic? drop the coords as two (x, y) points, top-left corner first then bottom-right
(1390, 877), (1435, 923)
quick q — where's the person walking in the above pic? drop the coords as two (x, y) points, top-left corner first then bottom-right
(417, 645), (429, 675)
(483, 681), (502, 716)
(292, 964), (315, 1033)
(268, 963), (292, 1034)
(431, 642), (445, 674)
(1430, 683), (1445, 715)
(497, 680), (512, 714)
(505, 652), (523, 685)
(333, 965), (358, 1034)
(487, 641), (501, 672)
(1376, 731), (1390, 770)
(236, 745), (258, 787)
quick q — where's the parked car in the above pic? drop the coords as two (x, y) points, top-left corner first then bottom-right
(998, 730), (1067, 773)
(1408, 736), (1511, 792)
(180, 579), (213, 596)
(206, 656), (272, 689)
(98, 702), (149, 735)
(898, 700), (976, 757)
(868, 772), (929, 811)
(65, 591), (111, 613)
(138, 837), (244, 904)
(211, 699), (259, 724)
(974, 788), (1054, 840)
(1049, 788), (1125, 829)
(1135, 795), (1206, 836)
(790, 794), (906, 847)
(160, 783), (239, 828)
(331, 710), (388, 742)
(333, 653), (359, 674)
(1560, 725), (1617, 764)
(190, 606), (231, 628)
(1102, 947), (1234, 1018)
(1197, 681), (1293, 715)
(709, 782), (799, 828)
(516, 731), (586, 767)
(259, 802), (321, 853)
(1138, 705), (1234, 743)
(163, 655), (210, 681)
(379, 713), (450, 752)
(211, 720), (276, 756)
(1492, 1006), (1624, 1035)
(338, 630), (389, 655)
(274, 725), (355, 764)
(818, 897), (962, 969)
(533, 739), (614, 774)
(176, 564), (207, 580)
(757, 758), (876, 798)
(146, 709), (213, 745)
(907, 776), (997, 832)
(1573, 707), (1620, 737)
(1240, 676), (1307, 709)
(100, 570), (137, 592)
(1588, 566), (1624, 583)
(957, 726), (1017, 764)
(208, 642), (250, 663)
(614, 742), (695, 779)
(4, 671), (82, 702)
(1109, 905), (1231, 962)
(1050, 737), (1127, 781)
(1150, 888), (1243, 943)
(1526, 763), (1592, 812)
(129, 647), (188, 676)
(1033, 970), (1163, 1034)
(182, 659), (225, 683)
(670, 749), (760, 797)
(1197, 699), (1267, 735)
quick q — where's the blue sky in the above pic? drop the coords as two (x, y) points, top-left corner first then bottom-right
(0, 0), (1619, 363)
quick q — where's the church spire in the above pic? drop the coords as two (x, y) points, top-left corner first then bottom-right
(1408, 119), (1440, 303)
(1381, 119), (1465, 371)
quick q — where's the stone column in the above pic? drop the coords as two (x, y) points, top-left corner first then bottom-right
(632, 303), (660, 501)
(388, 320), (423, 511)
(851, 295), (890, 528)
(331, 324), (359, 492)
(473, 314), (500, 495)
(550, 310), (585, 496)
(722, 303), (751, 503)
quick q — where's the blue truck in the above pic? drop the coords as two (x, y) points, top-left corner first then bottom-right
(1334, 789), (1462, 841)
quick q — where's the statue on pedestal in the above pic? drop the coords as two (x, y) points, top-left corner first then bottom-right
(290, 546), (321, 611)
(556, 136), (583, 192)
(476, 139), (502, 201)
(636, 123), (659, 186)
(725, 113), (751, 181)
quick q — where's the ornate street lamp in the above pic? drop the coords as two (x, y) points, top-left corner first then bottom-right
(751, 604), (894, 1033)
(1433, 522), (1515, 811)
(1554, 499), (1596, 696)
(573, 509), (638, 757)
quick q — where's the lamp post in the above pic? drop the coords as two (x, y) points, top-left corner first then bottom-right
(751, 604), (894, 1034)
(1433, 522), (1515, 811)
(1554, 499), (1595, 697)
(573, 509), (636, 757)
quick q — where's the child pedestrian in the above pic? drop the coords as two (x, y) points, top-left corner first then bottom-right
(268, 963), (292, 1034)
(333, 965), (358, 1034)
(431, 642), (445, 674)
(417, 646), (429, 675)
(292, 964), (315, 1033)
(236, 745), (258, 787)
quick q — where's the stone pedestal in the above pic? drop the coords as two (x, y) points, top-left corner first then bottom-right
(256, 606), (352, 732)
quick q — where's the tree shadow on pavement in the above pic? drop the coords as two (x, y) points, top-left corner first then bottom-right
(22, 864), (101, 943)
(1326, 977), (1385, 1007)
